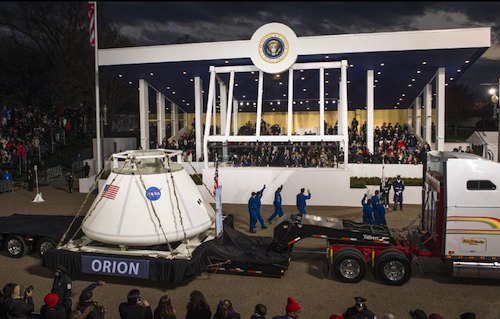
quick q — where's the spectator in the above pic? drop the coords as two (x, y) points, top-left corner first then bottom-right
(65, 172), (74, 193)
(409, 309), (428, 319)
(185, 290), (211, 319)
(153, 295), (176, 319)
(0, 283), (17, 319)
(6, 284), (34, 319)
(251, 304), (267, 319)
(343, 297), (376, 319)
(40, 293), (66, 319)
(72, 280), (106, 319)
(428, 314), (443, 319)
(459, 313), (475, 319)
(212, 299), (240, 319)
(119, 289), (152, 319)
(272, 297), (301, 319)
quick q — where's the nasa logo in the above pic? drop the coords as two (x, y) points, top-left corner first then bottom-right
(146, 187), (161, 201)
(259, 33), (288, 64)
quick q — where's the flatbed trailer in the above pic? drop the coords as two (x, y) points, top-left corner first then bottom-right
(3, 213), (422, 286)
(0, 214), (83, 258)
(269, 214), (420, 285)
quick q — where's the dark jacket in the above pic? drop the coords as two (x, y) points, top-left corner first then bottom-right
(6, 297), (34, 319)
(76, 301), (104, 319)
(343, 306), (376, 319)
(119, 302), (152, 319)
(39, 304), (67, 319)
(51, 274), (72, 311)
(185, 307), (211, 319)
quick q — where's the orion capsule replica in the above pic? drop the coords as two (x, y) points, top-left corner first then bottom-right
(82, 149), (215, 246)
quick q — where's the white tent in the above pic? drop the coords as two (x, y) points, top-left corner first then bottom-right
(466, 131), (498, 161)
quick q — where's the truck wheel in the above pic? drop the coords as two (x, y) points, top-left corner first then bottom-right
(37, 238), (56, 257)
(375, 250), (412, 286)
(332, 248), (366, 283)
(5, 235), (28, 258)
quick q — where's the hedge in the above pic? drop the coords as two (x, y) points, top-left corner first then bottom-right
(350, 177), (423, 188)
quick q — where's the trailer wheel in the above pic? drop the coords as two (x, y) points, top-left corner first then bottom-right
(375, 250), (412, 286)
(332, 248), (366, 283)
(37, 238), (56, 257)
(5, 235), (28, 258)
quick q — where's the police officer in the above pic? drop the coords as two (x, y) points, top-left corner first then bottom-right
(381, 178), (391, 209)
(65, 172), (74, 193)
(343, 297), (376, 319)
(26, 169), (34, 192)
(393, 175), (405, 210)
(51, 265), (72, 315)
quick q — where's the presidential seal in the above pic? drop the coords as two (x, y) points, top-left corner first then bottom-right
(259, 33), (289, 64)
(250, 23), (298, 74)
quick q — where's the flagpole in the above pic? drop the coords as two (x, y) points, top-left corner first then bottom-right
(94, 1), (102, 172)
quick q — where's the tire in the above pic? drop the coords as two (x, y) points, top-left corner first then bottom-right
(37, 237), (56, 257)
(332, 248), (367, 283)
(5, 235), (28, 258)
(375, 249), (412, 286)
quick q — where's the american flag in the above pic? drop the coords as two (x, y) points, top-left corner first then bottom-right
(213, 158), (219, 196)
(88, 2), (95, 47)
(102, 184), (119, 200)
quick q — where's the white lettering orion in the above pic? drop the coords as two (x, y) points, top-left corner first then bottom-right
(91, 259), (140, 275)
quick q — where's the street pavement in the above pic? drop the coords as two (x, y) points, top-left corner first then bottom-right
(0, 179), (499, 318)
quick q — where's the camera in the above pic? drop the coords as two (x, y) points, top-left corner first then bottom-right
(23, 285), (33, 300)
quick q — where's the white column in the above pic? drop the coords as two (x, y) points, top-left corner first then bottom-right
(436, 67), (446, 151)
(415, 96), (422, 137)
(319, 67), (325, 135)
(194, 76), (203, 161)
(139, 79), (149, 150)
(287, 68), (294, 136)
(156, 92), (165, 146)
(212, 88), (217, 135)
(338, 79), (343, 134)
(203, 69), (216, 168)
(171, 102), (178, 137)
(341, 60), (348, 167)
(256, 71), (264, 136)
(233, 99), (239, 135)
(366, 70), (374, 154)
(219, 81), (227, 135)
(225, 71), (235, 136)
(424, 84), (432, 146)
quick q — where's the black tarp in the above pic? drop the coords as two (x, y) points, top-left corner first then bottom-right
(203, 223), (290, 265)
(43, 221), (290, 283)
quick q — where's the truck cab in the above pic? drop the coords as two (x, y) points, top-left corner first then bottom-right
(418, 151), (500, 278)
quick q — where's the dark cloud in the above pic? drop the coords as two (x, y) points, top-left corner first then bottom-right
(101, 1), (500, 45)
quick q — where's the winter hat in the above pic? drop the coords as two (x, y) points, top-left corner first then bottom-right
(44, 293), (59, 308)
(286, 297), (301, 313)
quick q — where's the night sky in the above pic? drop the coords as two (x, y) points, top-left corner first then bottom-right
(99, 1), (500, 95)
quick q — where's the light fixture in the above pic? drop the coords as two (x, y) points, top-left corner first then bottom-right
(279, 82), (283, 85)
(326, 80), (329, 84)
(465, 60), (469, 64)
(240, 102), (243, 106)
(224, 60), (229, 64)
(277, 101), (281, 105)
(303, 88), (306, 91)
(380, 63), (385, 66)
(377, 71), (381, 75)
(408, 84), (412, 87)
(172, 92), (176, 94)
(402, 93), (406, 97)
(128, 81), (132, 84)
(167, 86), (170, 89)
(457, 69), (461, 72)
(182, 71), (187, 75)
(118, 74), (123, 78)
(411, 78), (415, 82)
(300, 101), (303, 104)
(450, 77), (454, 81)
(190, 78), (193, 82)
(301, 77), (305, 80)
(242, 95), (246, 98)
(235, 83), (239, 86)
(417, 70), (421, 74)
(325, 55), (329, 59)
(349, 64), (354, 68)
(150, 72), (154, 76)
(422, 61), (427, 65)
(272, 108), (275, 111)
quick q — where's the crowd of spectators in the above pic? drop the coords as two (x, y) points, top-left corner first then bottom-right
(0, 104), (91, 176)
(164, 118), (446, 167)
(0, 280), (477, 319)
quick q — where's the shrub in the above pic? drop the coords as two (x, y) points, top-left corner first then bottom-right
(350, 176), (423, 188)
